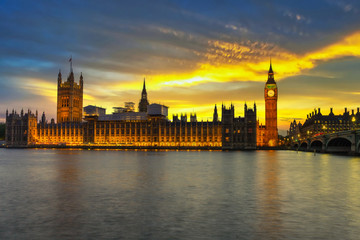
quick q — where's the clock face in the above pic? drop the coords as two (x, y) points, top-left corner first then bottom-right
(268, 90), (275, 97)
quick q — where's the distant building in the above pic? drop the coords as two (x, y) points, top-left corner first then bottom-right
(113, 102), (135, 113)
(288, 107), (360, 142)
(99, 112), (147, 121)
(124, 102), (135, 112)
(57, 60), (83, 123)
(147, 103), (168, 117)
(84, 105), (106, 116)
(112, 107), (126, 114)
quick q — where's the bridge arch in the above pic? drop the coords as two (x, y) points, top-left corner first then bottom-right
(310, 140), (323, 152)
(299, 142), (308, 151)
(326, 137), (352, 153)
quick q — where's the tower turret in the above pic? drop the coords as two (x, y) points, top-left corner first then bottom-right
(213, 104), (218, 122)
(58, 70), (62, 85)
(139, 78), (149, 112)
(41, 112), (46, 124)
(80, 72), (83, 87)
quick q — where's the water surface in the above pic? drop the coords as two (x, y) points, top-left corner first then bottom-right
(0, 149), (359, 239)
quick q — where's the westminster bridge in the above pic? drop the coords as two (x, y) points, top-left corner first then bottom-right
(291, 130), (360, 154)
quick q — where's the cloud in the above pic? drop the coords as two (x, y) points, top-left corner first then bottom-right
(283, 10), (311, 24)
(144, 30), (360, 90)
(2, 0), (360, 132)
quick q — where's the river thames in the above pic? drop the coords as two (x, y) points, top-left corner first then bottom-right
(0, 149), (359, 239)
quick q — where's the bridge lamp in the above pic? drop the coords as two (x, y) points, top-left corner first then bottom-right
(352, 117), (356, 122)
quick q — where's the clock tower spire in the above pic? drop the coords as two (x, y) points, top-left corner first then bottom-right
(264, 60), (278, 146)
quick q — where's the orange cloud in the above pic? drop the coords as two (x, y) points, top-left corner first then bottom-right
(149, 31), (360, 87)
(17, 31), (360, 135)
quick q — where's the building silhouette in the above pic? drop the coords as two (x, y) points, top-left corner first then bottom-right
(6, 61), (259, 150)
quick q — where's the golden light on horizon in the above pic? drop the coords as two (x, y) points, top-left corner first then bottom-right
(11, 31), (360, 134)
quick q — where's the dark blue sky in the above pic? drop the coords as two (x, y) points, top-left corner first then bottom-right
(1, 0), (360, 132)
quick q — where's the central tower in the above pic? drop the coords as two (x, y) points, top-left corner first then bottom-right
(264, 61), (278, 146)
(57, 59), (83, 123)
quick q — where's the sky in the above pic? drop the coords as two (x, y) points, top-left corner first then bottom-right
(1, 0), (360, 135)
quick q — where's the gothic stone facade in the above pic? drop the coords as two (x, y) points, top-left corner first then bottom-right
(6, 108), (257, 149)
(222, 104), (257, 150)
(5, 110), (37, 146)
(57, 69), (83, 123)
(6, 64), (257, 150)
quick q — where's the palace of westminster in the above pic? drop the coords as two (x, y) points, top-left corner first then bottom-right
(5, 61), (280, 149)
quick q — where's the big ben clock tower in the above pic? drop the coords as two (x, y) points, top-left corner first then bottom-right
(264, 61), (278, 146)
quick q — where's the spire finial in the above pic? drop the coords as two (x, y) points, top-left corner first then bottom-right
(266, 58), (276, 84)
(269, 57), (273, 74)
(69, 55), (73, 73)
(58, 69), (62, 84)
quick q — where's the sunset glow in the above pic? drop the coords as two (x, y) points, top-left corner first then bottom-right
(1, 0), (360, 135)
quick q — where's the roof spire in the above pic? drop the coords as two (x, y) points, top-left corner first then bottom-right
(143, 77), (146, 91)
(268, 57), (273, 74)
(69, 55), (73, 73)
(266, 58), (276, 84)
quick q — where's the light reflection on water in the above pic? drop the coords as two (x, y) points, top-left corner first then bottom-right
(0, 149), (360, 239)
